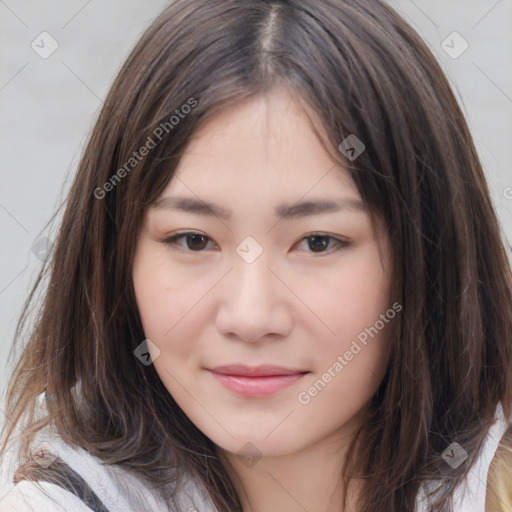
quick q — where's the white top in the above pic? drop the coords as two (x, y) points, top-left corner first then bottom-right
(0, 425), (217, 512)
(415, 401), (511, 511)
(1, 403), (510, 512)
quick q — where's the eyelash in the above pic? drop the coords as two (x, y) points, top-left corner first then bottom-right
(159, 231), (350, 255)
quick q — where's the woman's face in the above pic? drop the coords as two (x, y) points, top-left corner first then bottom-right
(132, 87), (395, 459)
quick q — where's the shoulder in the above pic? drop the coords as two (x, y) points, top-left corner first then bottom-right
(415, 402), (512, 512)
(0, 479), (94, 512)
(1, 428), (166, 512)
(1, 427), (218, 512)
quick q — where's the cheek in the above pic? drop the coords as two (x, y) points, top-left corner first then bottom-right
(133, 261), (172, 339)
(132, 245), (221, 370)
(298, 293), (393, 421)
(309, 249), (392, 353)
(132, 246), (191, 352)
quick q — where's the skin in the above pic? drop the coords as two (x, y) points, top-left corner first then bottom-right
(132, 87), (395, 512)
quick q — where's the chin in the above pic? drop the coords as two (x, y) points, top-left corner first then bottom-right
(211, 426), (307, 459)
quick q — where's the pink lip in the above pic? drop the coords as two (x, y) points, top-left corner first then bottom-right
(207, 365), (308, 396)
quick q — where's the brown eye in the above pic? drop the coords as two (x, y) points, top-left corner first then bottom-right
(307, 235), (330, 252)
(162, 232), (215, 252)
(294, 233), (349, 254)
(185, 234), (209, 250)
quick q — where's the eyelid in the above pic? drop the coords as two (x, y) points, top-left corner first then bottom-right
(159, 230), (351, 254)
(295, 232), (350, 255)
(160, 230), (219, 253)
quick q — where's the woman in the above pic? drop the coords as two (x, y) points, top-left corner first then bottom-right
(1, 1), (511, 511)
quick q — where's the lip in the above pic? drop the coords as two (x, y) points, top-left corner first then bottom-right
(207, 365), (309, 397)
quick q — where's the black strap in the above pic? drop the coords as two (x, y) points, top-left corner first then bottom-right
(15, 457), (111, 512)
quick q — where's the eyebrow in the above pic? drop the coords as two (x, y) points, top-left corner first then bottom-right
(151, 196), (366, 220)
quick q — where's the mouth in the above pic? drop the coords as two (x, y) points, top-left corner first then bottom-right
(206, 364), (309, 397)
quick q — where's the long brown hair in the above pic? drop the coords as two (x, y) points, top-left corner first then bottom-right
(2, 1), (512, 511)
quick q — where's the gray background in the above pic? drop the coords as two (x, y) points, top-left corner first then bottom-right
(1, 0), (511, 419)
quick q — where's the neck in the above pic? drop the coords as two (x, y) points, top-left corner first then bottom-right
(219, 423), (363, 512)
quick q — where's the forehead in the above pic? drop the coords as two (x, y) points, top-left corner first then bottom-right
(161, 88), (360, 202)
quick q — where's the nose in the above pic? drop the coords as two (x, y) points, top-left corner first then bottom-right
(215, 254), (294, 343)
